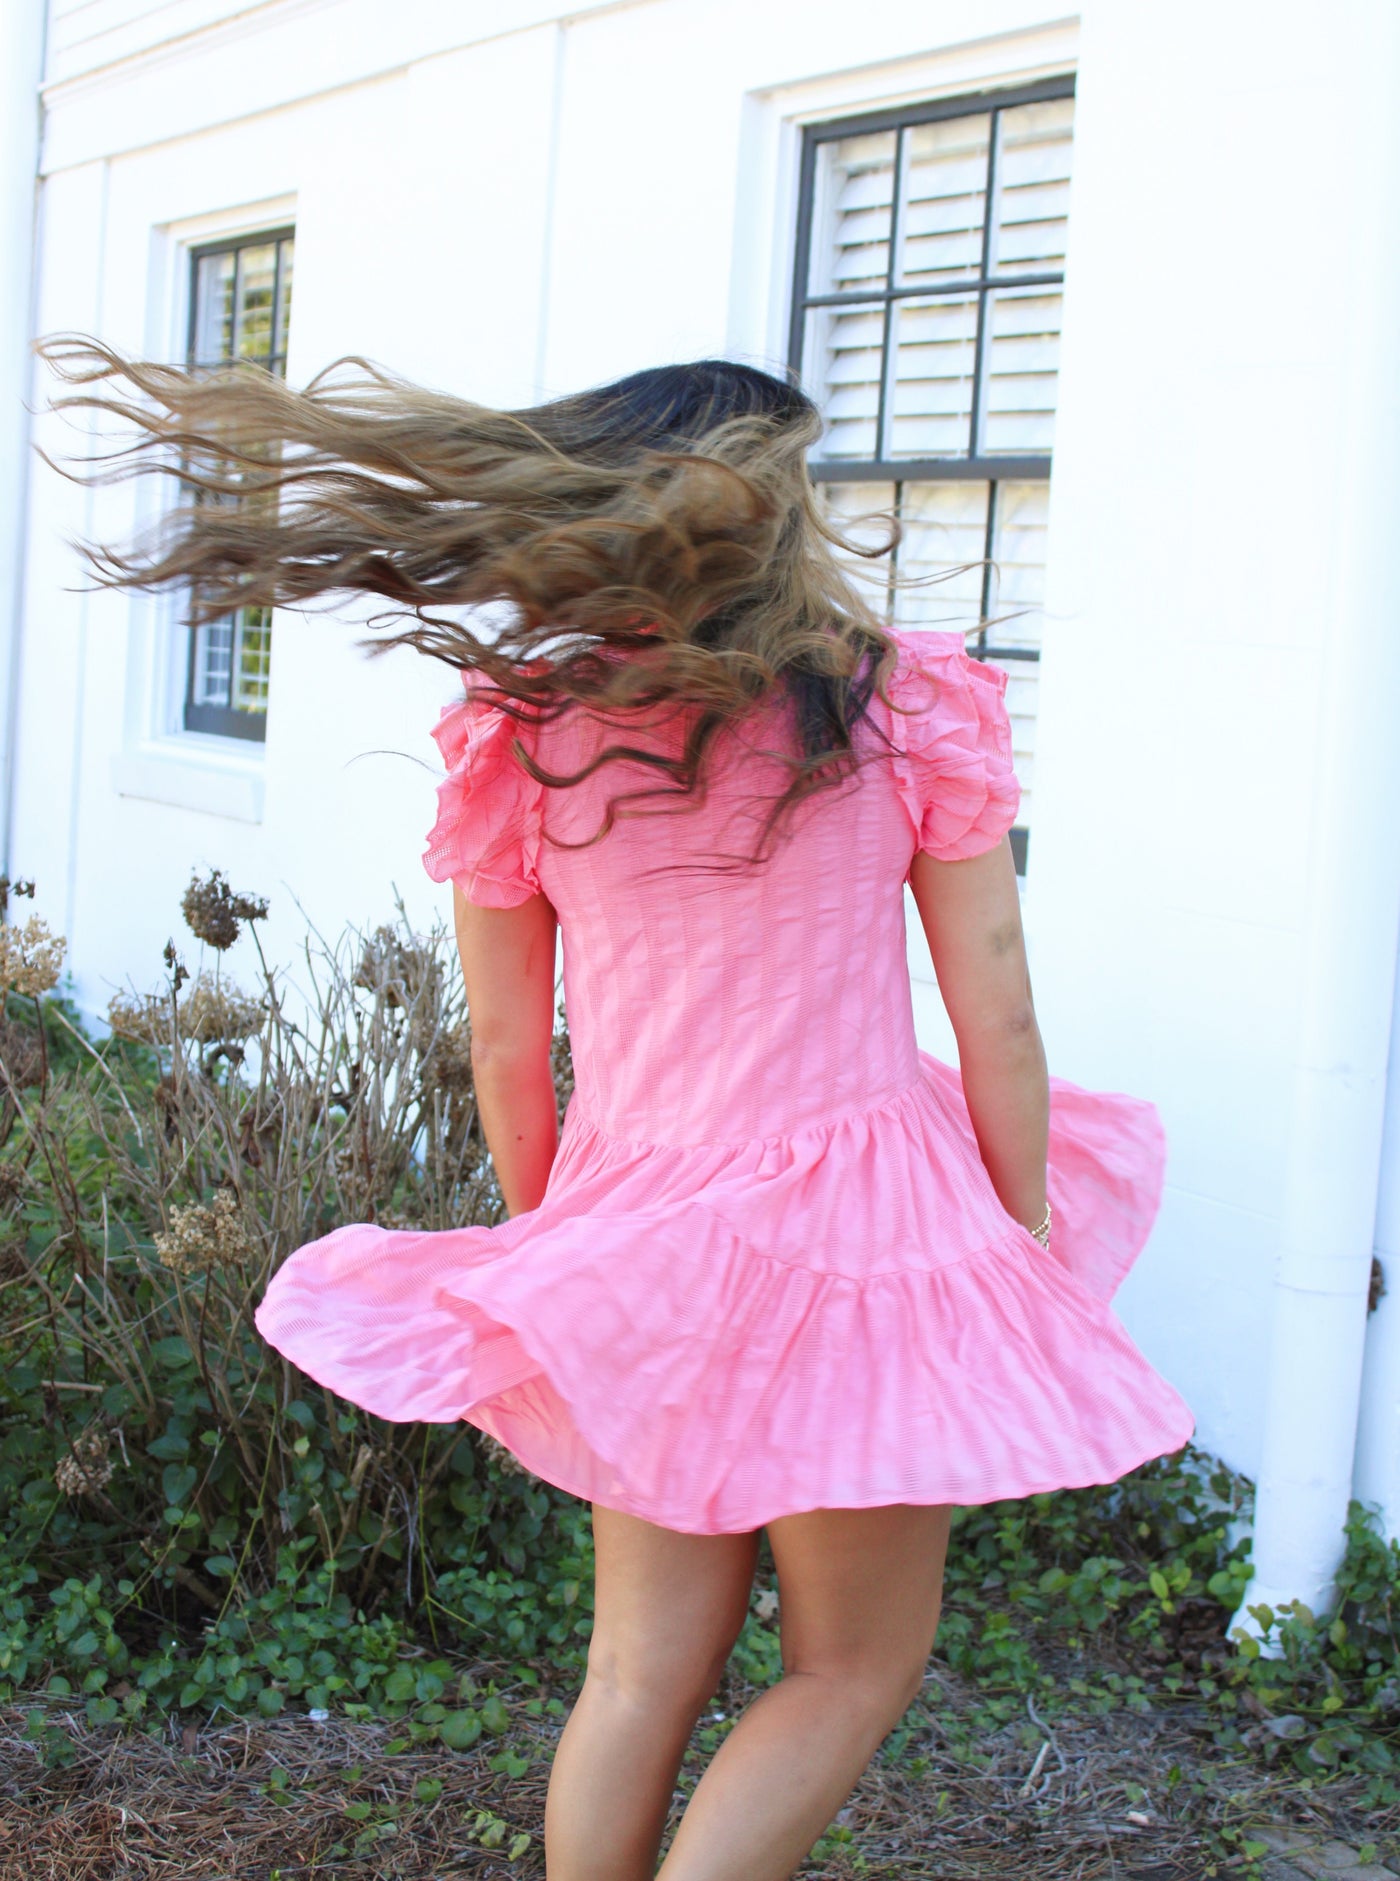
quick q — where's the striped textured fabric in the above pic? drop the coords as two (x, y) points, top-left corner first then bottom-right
(256, 631), (1192, 1533)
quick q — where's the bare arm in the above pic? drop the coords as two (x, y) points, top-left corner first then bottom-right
(452, 885), (560, 1218)
(908, 838), (1049, 1233)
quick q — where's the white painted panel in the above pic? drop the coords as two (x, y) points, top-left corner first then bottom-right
(42, 0), (627, 132)
(1117, 1187), (1278, 1480)
(13, 160), (109, 949)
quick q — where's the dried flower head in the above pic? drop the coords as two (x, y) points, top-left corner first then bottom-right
(181, 870), (269, 951)
(178, 974), (266, 1044)
(0, 1161), (27, 1204)
(0, 913), (66, 997)
(0, 1016), (45, 1089)
(354, 925), (440, 1010)
(163, 939), (189, 996)
(0, 876), (35, 922)
(107, 989), (169, 1045)
(477, 1432), (532, 1480)
(429, 1023), (474, 1095)
(154, 1188), (254, 1275)
(54, 1425), (113, 1498)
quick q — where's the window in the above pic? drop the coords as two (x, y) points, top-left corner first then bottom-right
(789, 77), (1075, 874)
(182, 227), (294, 741)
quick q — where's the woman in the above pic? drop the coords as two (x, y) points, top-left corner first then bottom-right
(48, 345), (1192, 1879)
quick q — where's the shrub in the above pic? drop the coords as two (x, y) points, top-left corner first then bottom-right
(0, 876), (589, 1736)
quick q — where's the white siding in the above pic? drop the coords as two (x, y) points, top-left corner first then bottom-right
(47, 0), (271, 84)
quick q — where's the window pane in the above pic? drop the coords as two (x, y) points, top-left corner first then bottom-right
(985, 481), (1048, 651)
(993, 97), (1073, 275)
(192, 251), (235, 364)
(232, 607), (273, 713)
(897, 114), (990, 288)
(808, 132), (896, 297)
(192, 619), (234, 707)
(887, 295), (978, 459)
(185, 233), (292, 737)
(804, 303), (884, 460)
(819, 481), (897, 612)
(980, 286), (1062, 454)
(274, 237), (295, 364)
(234, 242), (278, 363)
(893, 482), (987, 631)
(985, 481), (1051, 826)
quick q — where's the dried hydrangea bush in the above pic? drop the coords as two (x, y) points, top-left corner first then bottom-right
(0, 875), (591, 1732)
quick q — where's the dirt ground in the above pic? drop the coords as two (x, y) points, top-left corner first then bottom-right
(3, 1657), (1394, 1881)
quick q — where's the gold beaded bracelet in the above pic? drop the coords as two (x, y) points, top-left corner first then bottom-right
(1029, 1202), (1052, 1249)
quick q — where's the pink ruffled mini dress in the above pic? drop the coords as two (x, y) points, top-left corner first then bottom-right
(256, 631), (1193, 1533)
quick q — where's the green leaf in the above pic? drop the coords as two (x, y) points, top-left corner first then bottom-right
(480, 1694), (509, 1736)
(257, 1687), (285, 1717)
(1149, 1570), (1170, 1601)
(508, 1832), (532, 1860)
(414, 1778), (443, 1804)
(162, 1464), (198, 1506)
(438, 1710), (482, 1751)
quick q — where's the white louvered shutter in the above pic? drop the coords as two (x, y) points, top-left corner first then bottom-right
(800, 88), (1076, 860)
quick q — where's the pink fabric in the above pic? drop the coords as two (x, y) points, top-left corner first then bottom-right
(257, 630), (1193, 1532)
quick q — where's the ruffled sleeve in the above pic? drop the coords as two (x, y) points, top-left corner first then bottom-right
(884, 629), (1021, 862)
(421, 684), (545, 908)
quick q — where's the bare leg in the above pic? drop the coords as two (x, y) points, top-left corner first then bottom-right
(544, 1506), (759, 1881)
(657, 1504), (952, 1881)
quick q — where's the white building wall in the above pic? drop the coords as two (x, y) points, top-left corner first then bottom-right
(1026, 1), (1400, 1492)
(14, 0), (1400, 1512)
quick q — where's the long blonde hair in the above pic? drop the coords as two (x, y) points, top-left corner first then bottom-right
(41, 343), (901, 854)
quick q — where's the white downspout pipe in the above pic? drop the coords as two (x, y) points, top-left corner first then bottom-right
(1239, 711), (1400, 1633)
(1352, 939), (1400, 1541)
(0, 0), (46, 872)
(1234, 21), (1400, 1629)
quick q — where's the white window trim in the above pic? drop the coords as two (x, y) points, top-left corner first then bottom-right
(725, 20), (1079, 370)
(111, 190), (296, 824)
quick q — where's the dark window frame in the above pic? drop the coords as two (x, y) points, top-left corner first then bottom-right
(182, 225), (294, 742)
(789, 74), (1075, 876)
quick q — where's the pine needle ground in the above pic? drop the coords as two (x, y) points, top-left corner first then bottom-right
(3, 1646), (1395, 1881)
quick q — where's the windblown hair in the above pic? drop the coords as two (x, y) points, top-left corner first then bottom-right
(40, 342), (903, 857)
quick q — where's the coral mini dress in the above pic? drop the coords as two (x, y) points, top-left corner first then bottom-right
(256, 631), (1194, 1533)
